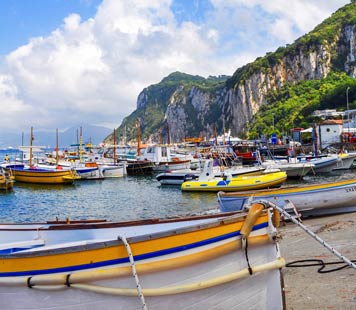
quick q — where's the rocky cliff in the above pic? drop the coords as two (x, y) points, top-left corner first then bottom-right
(112, 3), (356, 143)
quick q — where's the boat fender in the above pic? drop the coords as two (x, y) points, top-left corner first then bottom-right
(240, 203), (264, 238)
(272, 209), (281, 228)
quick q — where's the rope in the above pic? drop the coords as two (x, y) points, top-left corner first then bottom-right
(242, 237), (253, 275)
(257, 199), (356, 270)
(286, 259), (356, 273)
(118, 235), (147, 310)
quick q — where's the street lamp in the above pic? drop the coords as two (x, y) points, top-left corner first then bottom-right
(347, 87), (350, 134)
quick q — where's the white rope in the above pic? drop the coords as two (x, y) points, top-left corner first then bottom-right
(118, 235), (147, 310)
(259, 199), (356, 269)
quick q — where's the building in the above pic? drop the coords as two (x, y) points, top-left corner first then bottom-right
(318, 119), (343, 146)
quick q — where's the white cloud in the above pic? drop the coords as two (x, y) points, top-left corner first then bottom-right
(0, 0), (350, 134)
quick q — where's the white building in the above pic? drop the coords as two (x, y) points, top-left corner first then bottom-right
(318, 119), (343, 145)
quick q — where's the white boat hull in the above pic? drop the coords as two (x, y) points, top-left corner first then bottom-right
(0, 210), (284, 309)
(218, 180), (356, 216)
(76, 167), (104, 179)
(152, 161), (191, 172)
(0, 243), (283, 310)
(100, 163), (127, 178)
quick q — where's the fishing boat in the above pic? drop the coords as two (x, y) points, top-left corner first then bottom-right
(5, 165), (80, 184)
(302, 154), (339, 173)
(261, 158), (315, 178)
(3, 127), (81, 184)
(218, 178), (356, 217)
(125, 159), (154, 175)
(0, 204), (285, 310)
(333, 152), (356, 170)
(138, 144), (191, 172)
(0, 167), (14, 191)
(99, 162), (127, 178)
(96, 129), (127, 178)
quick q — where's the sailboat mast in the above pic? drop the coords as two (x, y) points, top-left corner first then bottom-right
(167, 122), (171, 145)
(79, 126), (83, 162)
(56, 128), (59, 166)
(29, 126), (33, 167)
(113, 128), (117, 163)
(136, 118), (141, 156)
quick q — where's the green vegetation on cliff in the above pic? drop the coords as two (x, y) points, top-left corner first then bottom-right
(247, 72), (356, 139)
(226, 2), (356, 88)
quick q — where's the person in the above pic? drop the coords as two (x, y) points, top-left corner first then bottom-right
(4, 154), (9, 162)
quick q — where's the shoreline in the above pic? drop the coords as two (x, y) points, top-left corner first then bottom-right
(279, 212), (356, 309)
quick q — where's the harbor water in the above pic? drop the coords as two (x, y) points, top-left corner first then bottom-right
(1, 148), (356, 223)
(0, 149), (219, 223)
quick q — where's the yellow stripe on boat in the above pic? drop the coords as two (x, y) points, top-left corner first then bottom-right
(0, 213), (269, 274)
(220, 177), (356, 197)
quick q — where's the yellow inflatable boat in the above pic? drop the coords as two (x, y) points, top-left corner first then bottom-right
(181, 170), (287, 192)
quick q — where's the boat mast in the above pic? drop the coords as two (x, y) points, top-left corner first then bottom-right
(56, 128), (59, 166)
(136, 118), (141, 156)
(167, 122), (171, 145)
(79, 126), (83, 162)
(29, 126), (33, 167)
(113, 128), (117, 163)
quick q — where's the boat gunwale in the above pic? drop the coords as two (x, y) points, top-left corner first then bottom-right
(0, 211), (243, 231)
(0, 212), (269, 259)
(218, 178), (356, 197)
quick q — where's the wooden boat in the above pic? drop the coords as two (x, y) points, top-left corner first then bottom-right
(5, 165), (81, 184)
(181, 168), (287, 192)
(218, 178), (356, 217)
(125, 159), (154, 175)
(0, 167), (14, 190)
(3, 127), (80, 184)
(0, 204), (285, 310)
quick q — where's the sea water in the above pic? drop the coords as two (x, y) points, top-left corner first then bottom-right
(1, 148), (355, 223)
(0, 149), (218, 223)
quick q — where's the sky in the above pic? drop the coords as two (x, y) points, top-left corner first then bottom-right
(0, 0), (350, 136)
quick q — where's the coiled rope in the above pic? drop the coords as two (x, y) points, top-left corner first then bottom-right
(286, 259), (356, 273)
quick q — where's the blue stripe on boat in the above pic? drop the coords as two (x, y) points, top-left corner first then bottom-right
(0, 222), (268, 277)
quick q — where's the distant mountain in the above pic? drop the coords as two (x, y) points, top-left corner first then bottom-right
(0, 125), (112, 149)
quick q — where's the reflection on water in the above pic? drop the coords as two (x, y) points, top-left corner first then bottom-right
(0, 175), (218, 223)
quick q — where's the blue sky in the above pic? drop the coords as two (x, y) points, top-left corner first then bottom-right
(0, 0), (350, 138)
(0, 0), (102, 55)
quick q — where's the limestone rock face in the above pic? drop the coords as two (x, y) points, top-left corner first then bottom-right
(127, 23), (356, 141)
